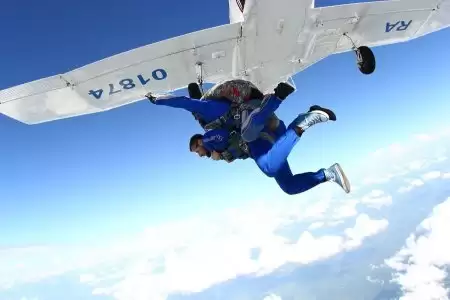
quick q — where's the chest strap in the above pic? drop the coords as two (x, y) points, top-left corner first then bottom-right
(220, 130), (276, 162)
(203, 102), (260, 131)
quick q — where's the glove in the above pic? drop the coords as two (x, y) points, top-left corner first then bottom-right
(273, 82), (295, 100)
(145, 92), (157, 104)
(145, 92), (176, 104)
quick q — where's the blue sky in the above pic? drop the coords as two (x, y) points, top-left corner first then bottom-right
(1, 130), (449, 300)
(1, 0), (450, 253)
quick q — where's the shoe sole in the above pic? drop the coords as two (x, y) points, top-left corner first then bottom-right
(309, 105), (337, 121)
(333, 163), (351, 193)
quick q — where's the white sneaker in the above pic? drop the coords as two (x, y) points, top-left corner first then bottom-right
(324, 163), (351, 193)
(293, 105), (336, 131)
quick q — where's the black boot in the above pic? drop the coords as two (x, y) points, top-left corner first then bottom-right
(274, 82), (295, 100)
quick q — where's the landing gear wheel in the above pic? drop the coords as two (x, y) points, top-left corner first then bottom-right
(355, 46), (376, 75)
(188, 82), (203, 99)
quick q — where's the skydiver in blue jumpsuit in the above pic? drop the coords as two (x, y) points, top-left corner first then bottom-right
(146, 82), (295, 144)
(189, 105), (351, 195)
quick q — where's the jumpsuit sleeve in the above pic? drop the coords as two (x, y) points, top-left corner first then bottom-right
(154, 95), (226, 116)
(202, 130), (230, 152)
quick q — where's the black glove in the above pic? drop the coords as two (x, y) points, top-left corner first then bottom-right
(274, 82), (295, 100)
(145, 92), (156, 104)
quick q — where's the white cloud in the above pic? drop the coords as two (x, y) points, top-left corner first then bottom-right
(410, 179), (425, 187)
(362, 173), (396, 185)
(308, 222), (324, 230)
(4, 125), (448, 300)
(361, 190), (393, 209)
(263, 294), (282, 300)
(398, 179), (425, 194)
(414, 133), (438, 143)
(283, 232), (344, 264)
(414, 128), (450, 142)
(385, 197), (450, 300)
(80, 274), (96, 284)
(421, 171), (450, 181)
(302, 197), (331, 219)
(422, 171), (442, 181)
(0, 246), (87, 290)
(436, 156), (448, 162)
(83, 127), (443, 299)
(327, 220), (344, 227)
(343, 214), (389, 249)
(371, 143), (406, 157)
(331, 199), (359, 219)
(370, 263), (385, 270)
(0, 191), (389, 300)
(399, 172), (450, 193)
(407, 160), (428, 170)
(83, 211), (387, 300)
(308, 220), (344, 230)
(366, 275), (384, 285)
(361, 127), (450, 187)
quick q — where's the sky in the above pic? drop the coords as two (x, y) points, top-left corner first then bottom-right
(1, 1), (450, 298)
(0, 125), (449, 300)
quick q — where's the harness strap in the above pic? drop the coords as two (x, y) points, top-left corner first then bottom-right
(203, 108), (238, 131)
(221, 130), (276, 161)
(220, 130), (249, 161)
(203, 102), (260, 131)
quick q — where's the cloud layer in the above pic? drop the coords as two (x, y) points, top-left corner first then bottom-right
(81, 125), (447, 300)
(361, 190), (393, 209)
(385, 197), (450, 300)
(84, 208), (388, 300)
(2, 125), (449, 300)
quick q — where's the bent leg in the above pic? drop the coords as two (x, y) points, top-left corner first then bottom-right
(274, 162), (326, 195)
(272, 119), (286, 139)
(241, 95), (282, 142)
(253, 128), (300, 177)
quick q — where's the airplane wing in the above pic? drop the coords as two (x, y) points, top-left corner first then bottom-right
(238, 0), (450, 91)
(0, 23), (244, 125)
(1, 0), (449, 125)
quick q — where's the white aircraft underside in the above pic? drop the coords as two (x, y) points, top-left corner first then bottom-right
(1, 0), (449, 124)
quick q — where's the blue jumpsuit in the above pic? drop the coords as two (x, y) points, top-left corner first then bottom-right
(202, 116), (326, 195)
(153, 95), (283, 142)
(156, 94), (326, 195)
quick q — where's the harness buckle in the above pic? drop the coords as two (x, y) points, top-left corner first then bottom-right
(239, 140), (249, 153)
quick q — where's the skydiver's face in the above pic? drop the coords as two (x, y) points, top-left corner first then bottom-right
(190, 138), (211, 158)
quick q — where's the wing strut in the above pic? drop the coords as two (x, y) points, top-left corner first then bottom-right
(195, 62), (205, 94)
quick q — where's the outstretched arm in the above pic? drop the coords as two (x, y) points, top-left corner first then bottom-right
(148, 93), (226, 116)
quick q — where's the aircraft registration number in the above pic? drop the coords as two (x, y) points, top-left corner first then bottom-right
(385, 20), (412, 33)
(88, 68), (167, 100)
